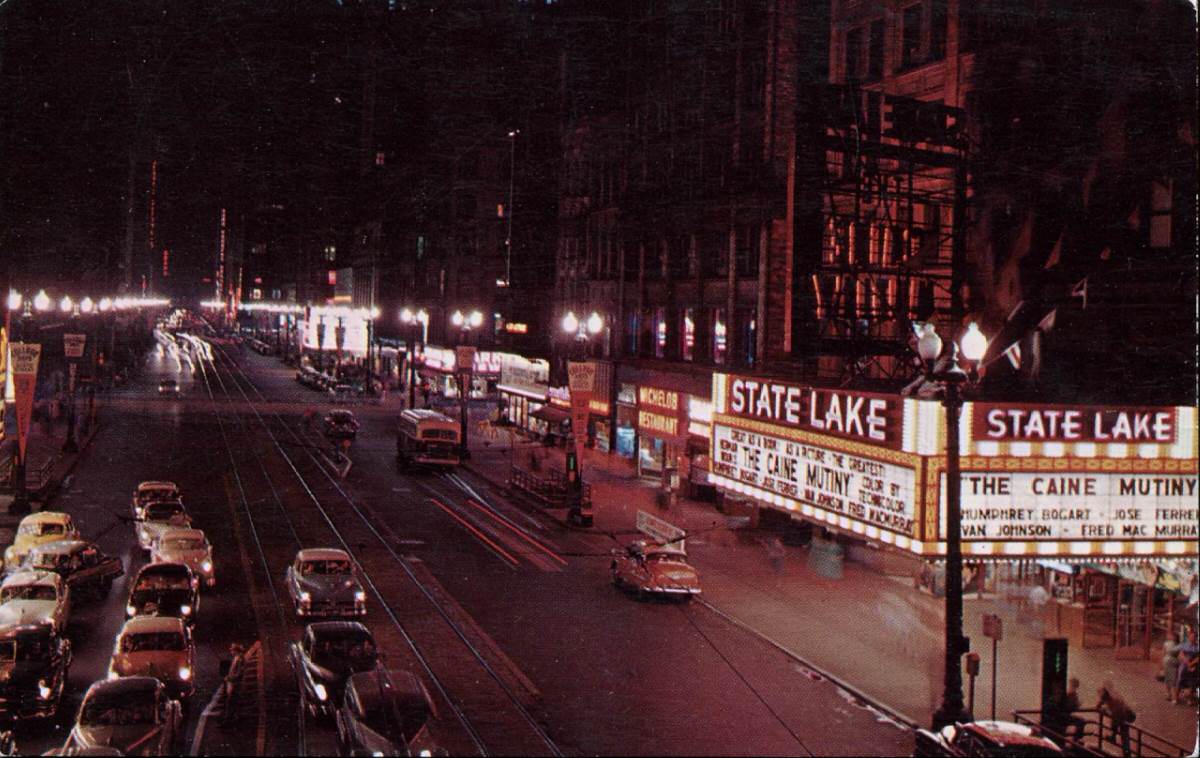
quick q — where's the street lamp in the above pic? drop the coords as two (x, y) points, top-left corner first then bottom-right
(400, 308), (429, 409)
(80, 297), (94, 314)
(451, 309), (482, 460)
(6, 291), (21, 311)
(917, 321), (989, 732)
(59, 295), (73, 314)
(33, 290), (51, 312)
(98, 297), (113, 312)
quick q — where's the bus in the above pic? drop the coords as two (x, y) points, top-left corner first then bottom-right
(396, 409), (461, 469)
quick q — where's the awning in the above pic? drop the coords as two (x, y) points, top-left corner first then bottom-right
(529, 405), (570, 425)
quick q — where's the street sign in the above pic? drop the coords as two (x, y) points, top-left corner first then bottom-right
(10, 343), (41, 462)
(567, 361), (596, 393)
(567, 361), (595, 462)
(982, 613), (1003, 640)
(636, 510), (686, 549)
(63, 333), (87, 359)
(455, 345), (477, 373)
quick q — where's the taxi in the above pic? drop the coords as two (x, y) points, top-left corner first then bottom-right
(2, 512), (79, 573)
(610, 541), (702, 600)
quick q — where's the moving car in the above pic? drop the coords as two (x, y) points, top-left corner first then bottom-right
(610, 541), (702, 599)
(131, 481), (181, 521)
(914, 720), (1063, 757)
(285, 549), (366, 618)
(3, 512), (79, 572)
(323, 410), (360, 441)
(126, 563), (199, 627)
(157, 379), (180, 395)
(108, 616), (195, 699)
(0, 622), (73, 720)
(0, 571), (70, 633)
(150, 528), (215, 588)
(290, 621), (380, 718)
(135, 499), (192, 554)
(65, 677), (183, 756)
(25, 541), (123, 600)
(336, 669), (441, 757)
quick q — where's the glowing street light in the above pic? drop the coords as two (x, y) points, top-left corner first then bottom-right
(6, 291), (21, 311)
(586, 311), (603, 335)
(561, 311), (579, 335)
(99, 297), (113, 312)
(33, 290), (51, 312)
(81, 297), (95, 314)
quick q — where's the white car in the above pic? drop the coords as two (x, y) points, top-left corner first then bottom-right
(136, 500), (192, 554)
(108, 616), (195, 700)
(131, 481), (181, 521)
(151, 528), (215, 588)
(0, 571), (71, 633)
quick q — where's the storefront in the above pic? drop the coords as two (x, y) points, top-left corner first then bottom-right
(419, 346), (501, 399)
(636, 383), (689, 479)
(707, 371), (1199, 656)
(497, 354), (551, 434)
(614, 383), (638, 459)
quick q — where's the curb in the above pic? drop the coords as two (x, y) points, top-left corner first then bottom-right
(462, 459), (591, 532)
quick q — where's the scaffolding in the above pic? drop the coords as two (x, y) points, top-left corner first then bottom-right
(808, 84), (968, 387)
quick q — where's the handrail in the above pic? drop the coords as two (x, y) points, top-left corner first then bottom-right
(1012, 707), (1190, 757)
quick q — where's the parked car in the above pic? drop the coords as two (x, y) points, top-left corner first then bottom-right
(0, 622), (72, 720)
(290, 621), (380, 718)
(0, 571), (70, 633)
(131, 482), (181, 521)
(150, 528), (215, 588)
(136, 499), (192, 554)
(65, 677), (182, 755)
(285, 549), (366, 618)
(323, 410), (360, 441)
(3, 512), (79, 572)
(610, 541), (701, 599)
(914, 720), (1063, 757)
(336, 669), (441, 757)
(24, 541), (123, 600)
(108, 616), (195, 699)
(125, 563), (199, 627)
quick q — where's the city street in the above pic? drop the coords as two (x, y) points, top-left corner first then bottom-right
(9, 341), (912, 756)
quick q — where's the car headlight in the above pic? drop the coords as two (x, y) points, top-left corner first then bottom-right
(201, 560), (213, 573)
(354, 590), (366, 603)
(38, 679), (52, 699)
(299, 591), (311, 604)
(180, 604), (193, 616)
(126, 604), (137, 617)
(313, 683), (328, 702)
(178, 666), (192, 681)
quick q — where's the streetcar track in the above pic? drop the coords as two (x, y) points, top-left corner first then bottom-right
(203, 340), (561, 757)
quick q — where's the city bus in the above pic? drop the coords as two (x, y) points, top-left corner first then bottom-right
(396, 409), (461, 469)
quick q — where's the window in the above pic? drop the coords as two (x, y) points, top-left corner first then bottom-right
(737, 308), (757, 367)
(682, 308), (696, 361)
(845, 26), (864, 82)
(711, 309), (727, 365)
(627, 312), (640, 355)
(324, 245), (337, 262)
(901, 4), (923, 69)
(867, 20), (885, 80)
(416, 235), (426, 260)
(653, 308), (667, 358)
(374, 151), (386, 166)
(1149, 180), (1173, 249)
(736, 225), (759, 277)
(929, 0), (947, 61)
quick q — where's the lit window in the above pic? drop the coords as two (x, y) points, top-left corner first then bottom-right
(712, 309), (727, 365)
(328, 270), (337, 286)
(654, 308), (667, 358)
(682, 309), (695, 361)
(375, 151), (386, 166)
(251, 288), (263, 300)
(324, 245), (337, 261)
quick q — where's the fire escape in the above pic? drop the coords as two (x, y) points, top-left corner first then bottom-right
(808, 84), (968, 387)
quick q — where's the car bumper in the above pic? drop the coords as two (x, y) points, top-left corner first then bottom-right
(296, 602), (367, 618)
(643, 586), (702, 595)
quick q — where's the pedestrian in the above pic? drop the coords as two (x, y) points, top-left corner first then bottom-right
(221, 643), (247, 724)
(1096, 682), (1135, 757)
(765, 536), (785, 573)
(1173, 626), (1199, 704)
(1161, 631), (1183, 701)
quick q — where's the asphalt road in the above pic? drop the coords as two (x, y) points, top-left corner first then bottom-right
(10, 339), (913, 756)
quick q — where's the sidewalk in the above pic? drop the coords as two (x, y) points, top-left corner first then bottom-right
(0, 408), (101, 530)
(464, 431), (1200, 751)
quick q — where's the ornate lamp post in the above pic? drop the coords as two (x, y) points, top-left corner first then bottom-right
(918, 321), (989, 732)
(451, 309), (483, 460)
(400, 308), (429, 409)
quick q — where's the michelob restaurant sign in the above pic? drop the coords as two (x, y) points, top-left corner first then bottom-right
(724, 375), (903, 448)
(637, 385), (685, 442)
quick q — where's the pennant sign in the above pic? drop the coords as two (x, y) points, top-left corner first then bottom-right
(63, 333), (87, 359)
(10, 343), (41, 463)
(567, 361), (596, 462)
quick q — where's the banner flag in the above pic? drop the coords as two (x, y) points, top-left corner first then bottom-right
(10, 342), (41, 463)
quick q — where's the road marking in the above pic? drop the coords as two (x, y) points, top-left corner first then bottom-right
(462, 498), (567, 566)
(428, 497), (520, 569)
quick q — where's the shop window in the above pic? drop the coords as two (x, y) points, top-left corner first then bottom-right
(712, 308), (727, 365)
(901, 4), (923, 70)
(682, 308), (696, 362)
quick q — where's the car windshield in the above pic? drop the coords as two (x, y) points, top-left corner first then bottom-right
(648, 553), (687, 564)
(301, 559), (351, 575)
(164, 537), (205, 551)
(19, 522), (65, 537)
(122, 632), (185, 653)
(145, 501), (185, 520)
(1, 584), (57, 602)
(30, 552), (70, 570)
(313, 633), (377, 671)
(138, 489), (177, 503)
(330, 412), (354, 423)
(0, 636), (51, 661)
(81, 693), (157, 726)
(135, 573), (191, 592)
(362, 691), (432, 744)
